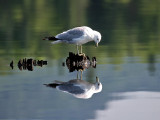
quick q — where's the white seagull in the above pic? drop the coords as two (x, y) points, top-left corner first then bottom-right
(44, 77), (102, 99)
(43, 26), (102, 54)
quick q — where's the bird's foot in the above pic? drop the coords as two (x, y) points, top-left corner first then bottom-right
(78, 53), (85, 56)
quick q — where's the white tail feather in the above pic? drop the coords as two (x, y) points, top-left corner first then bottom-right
(51, 40), (62, 44)
(54, 80), (65, 84)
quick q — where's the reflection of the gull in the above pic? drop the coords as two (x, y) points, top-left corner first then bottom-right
(44, 72), (102, 99)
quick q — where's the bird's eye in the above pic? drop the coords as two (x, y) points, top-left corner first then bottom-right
(98, 83), (100, 86)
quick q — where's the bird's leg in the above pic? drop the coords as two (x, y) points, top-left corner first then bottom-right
(80, 70), (83, 80)
(76, 45), (79, 54)
(80, 45), (82, 54)
(77, 70), (79, 79)
(79, 45), (85, 56)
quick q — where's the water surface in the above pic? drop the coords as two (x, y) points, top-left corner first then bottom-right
(0, 0), (160, 119)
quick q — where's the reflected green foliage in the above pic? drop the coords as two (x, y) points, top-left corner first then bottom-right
(0, 1), (160, 119)
(0, 0), (160, 73)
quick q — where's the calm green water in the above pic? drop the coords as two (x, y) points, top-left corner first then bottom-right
(0, 0), (160, 119)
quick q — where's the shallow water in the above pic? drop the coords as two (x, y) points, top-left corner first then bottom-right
(0, 0), (160, 119)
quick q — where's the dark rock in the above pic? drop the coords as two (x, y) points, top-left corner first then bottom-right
(65, 52), (96, 72)
(10, 60), (14, 69)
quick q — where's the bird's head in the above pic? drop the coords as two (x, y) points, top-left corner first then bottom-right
(94, 76), (102, 93)
(93, 31), (102, 47)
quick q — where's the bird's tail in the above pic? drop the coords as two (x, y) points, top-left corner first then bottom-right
(43, 36), (59, 41)
(51, 40), (62, 44)
(43, 36), (62, 44)
(44, 83), (59, 88)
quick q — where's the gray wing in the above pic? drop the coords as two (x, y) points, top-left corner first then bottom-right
(56, 27), (85, 41)
(58, 83), (85, 94)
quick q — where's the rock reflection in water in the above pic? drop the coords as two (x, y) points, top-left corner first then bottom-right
(44, 74), (102, 99)
(64, 52), (96, 72)
(10, 60), (14, 69)
(10, 58), (47, 71)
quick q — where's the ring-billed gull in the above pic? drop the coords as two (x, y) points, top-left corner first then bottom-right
(43, 26), (102, 54)
(44, 77), (102, 99)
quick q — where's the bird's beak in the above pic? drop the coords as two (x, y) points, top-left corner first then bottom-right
(95, 42), (98, 47)
(96, 76), (99, 82)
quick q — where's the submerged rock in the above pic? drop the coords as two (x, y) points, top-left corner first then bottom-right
(10, 58), (47, 71)
(65, 52), (96, 72)
(10, 60), (14, 69)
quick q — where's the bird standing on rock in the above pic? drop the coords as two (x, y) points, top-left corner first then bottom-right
(43, 26), (102, 55)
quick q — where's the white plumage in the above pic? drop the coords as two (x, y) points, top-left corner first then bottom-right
(44, 77), (102, 99)
(43, 26), (102, 54)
